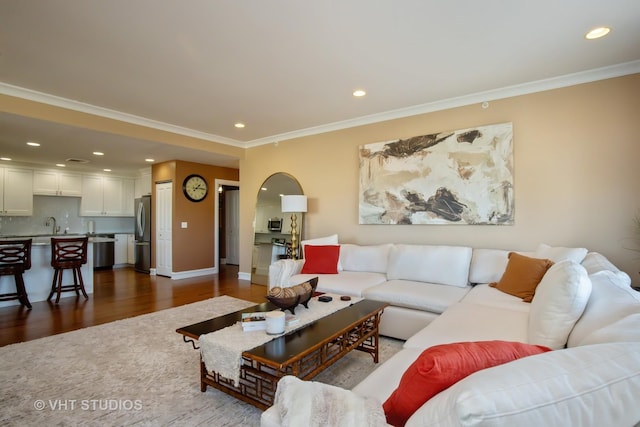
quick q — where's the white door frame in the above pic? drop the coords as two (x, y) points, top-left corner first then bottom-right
(214, 179), (240, 274)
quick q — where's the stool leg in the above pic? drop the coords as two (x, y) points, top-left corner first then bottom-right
(72, 268), (80, 296)
(47, 268), (59, 302)
(14, 273), (32, 309)
(55, 269), (63, 304)
(76, 267), (88, 299)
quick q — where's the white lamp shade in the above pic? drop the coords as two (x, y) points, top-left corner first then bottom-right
(281, 195), (307, 213)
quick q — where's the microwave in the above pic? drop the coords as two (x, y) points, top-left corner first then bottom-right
(268, 218), (283, 232)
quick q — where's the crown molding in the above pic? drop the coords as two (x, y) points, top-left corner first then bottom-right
(0, 82), (244, 147)
(245, 60), (640, 147)
(2, 60), (639, 149)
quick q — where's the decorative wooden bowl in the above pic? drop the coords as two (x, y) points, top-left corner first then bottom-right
(267, 277), (319, 314)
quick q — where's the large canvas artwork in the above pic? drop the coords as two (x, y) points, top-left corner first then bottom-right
(359, 122), (514, 225)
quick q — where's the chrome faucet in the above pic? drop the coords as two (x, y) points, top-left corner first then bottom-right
(45, 216), (60, 235)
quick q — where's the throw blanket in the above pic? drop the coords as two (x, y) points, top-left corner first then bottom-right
(199, 294), (362, 385)
(274, 376), (389, 427)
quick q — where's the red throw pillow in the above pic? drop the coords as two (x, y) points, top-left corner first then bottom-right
(383, 341), (551, 427)
(300, 245), (340, 274)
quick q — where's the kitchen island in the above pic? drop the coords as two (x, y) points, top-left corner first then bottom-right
(0, 235), (96, 308)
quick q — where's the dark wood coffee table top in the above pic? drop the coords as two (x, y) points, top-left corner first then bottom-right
(246, 299), (387, 364)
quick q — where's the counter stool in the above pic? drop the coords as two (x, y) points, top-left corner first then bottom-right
(48, 237), (89, 304)
(0, 239), (33, 309)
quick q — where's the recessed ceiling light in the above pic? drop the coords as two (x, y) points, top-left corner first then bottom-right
(145, 158), (155, 162)
(585, 27), (611, 40)
(0, 157), (11, 161)
(56, 163), (66, 167)
(261, 187), (267, 191)
(103, 168), (111, 172)
(235, 122), (246, 128)
(353, 89), (366, 97)
(93, 151), (104, 156)
(26, 141), (40, 147)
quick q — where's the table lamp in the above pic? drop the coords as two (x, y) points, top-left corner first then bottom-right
(281, 195), (307, 260)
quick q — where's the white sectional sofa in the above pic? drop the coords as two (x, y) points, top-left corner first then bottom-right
(262, 238), (640, 426)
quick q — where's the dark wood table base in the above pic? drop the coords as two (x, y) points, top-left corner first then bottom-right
(199, 308), (384, 410)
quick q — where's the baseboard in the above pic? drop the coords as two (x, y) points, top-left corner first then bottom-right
(238, 271), (251, 281)
(170, 267), (218, 280)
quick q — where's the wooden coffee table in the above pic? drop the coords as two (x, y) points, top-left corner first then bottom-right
(176, 299), (387, 409)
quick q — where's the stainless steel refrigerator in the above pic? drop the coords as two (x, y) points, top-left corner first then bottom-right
(134, 195), (151, 273)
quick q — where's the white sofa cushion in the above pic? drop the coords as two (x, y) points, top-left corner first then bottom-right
(387, 244), (472, 288)
(459, 283), (530, 313)
(404, 302), (529, 350)
(567, 269), (640, 347)
(579, 313), (640, 346)
(528, 261), (592, 349)
(468, 248), (510, 284)
(363, 280), (470, 314)
(534, 242), (588, 263)
(407, 342), (640, 427)
(581, 251), (626, 275)
(352, 348), (424, 403)
(289, 271), (387, 297)
(339, 243), (393, 273)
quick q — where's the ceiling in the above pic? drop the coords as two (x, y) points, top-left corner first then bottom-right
(1, 1), (639, 175)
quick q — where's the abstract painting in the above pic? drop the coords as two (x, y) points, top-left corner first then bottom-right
(359, 122), (514, 225)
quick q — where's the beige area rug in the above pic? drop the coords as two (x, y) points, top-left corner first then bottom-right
(0, 296), (403, 426)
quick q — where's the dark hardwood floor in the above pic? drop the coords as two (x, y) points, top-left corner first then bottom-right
(0, 265), (267, 347)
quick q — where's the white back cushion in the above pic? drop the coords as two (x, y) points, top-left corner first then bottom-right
(408, 342), (640, 427)
(468, 249), (510, 284)
(387, 244), (472, 288)
(579, 313), (640, 346)
(581, 251), (625, 276)
(567, 269), (640, 347)
(534, 243), (588, 263)
(528, 261), (592, 349)
(339, 244), (392, 273)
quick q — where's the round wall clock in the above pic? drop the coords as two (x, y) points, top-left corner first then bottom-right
(182, 174), (208, 202)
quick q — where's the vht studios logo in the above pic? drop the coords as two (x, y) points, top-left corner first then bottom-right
(33, 399), (142, 411)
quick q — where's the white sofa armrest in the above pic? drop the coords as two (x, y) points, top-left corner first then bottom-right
(268, 259), (305, 289)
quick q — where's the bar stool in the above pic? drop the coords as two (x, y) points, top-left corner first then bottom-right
(48, 237), (89, 304)
(0, 239), (33, 309)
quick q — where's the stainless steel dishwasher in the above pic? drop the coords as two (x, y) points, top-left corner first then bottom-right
(93, 234), (115, 269)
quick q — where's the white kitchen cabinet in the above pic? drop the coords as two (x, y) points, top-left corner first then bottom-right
(114, 233), (129, 265)
(134, 171), (152, 198)
(80, 175), (134, 216)
(127, 234), (135, 264)
(33, 170), (82, 196)
(0, 167), (33, 216)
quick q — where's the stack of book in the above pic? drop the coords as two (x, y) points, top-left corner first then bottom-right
(240, 312), (301, 332)
(241, 312), (267, 331)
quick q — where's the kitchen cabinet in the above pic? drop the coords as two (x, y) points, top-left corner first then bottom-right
(33, 170), (82, 196)
(80, 175), (134, 216)
(0, 167), (33, 216)
(134, 171), (152, 198)
(114, 233), (129, 265)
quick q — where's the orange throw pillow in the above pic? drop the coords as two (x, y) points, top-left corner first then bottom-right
(383, 341), (551, 427)
(300, 245), (340, 274)
(489, 252), (554, 302)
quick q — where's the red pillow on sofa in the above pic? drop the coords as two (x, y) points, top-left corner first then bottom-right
(383, 341), (551, 427)
(301, 245), (340, 274)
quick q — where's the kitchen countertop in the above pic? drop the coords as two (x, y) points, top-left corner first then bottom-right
(0, 234), (117, 245)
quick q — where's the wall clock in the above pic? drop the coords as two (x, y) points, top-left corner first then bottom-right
(182, 174), (208, 202)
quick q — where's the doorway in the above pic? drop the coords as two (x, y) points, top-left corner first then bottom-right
(215, 179), (240, 273)
(155, 181), (172, 277)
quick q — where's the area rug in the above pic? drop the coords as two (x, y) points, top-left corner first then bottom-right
(0, 296), (403, 426)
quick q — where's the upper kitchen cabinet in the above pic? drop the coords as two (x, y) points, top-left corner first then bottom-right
(134, 170), (152, 198)
(0, 167), (33, 216)
(80, 175), (134, 217)
(33, 170), (82, 196)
